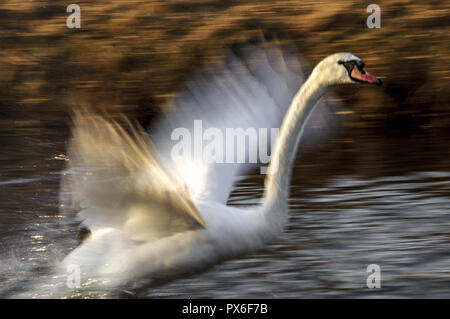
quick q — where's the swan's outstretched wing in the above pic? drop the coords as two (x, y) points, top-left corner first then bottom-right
(150, 40), (336, 204)
(61, 111), (205, 242)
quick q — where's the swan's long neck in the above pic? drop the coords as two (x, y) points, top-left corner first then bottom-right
(263, 69), (328, 212)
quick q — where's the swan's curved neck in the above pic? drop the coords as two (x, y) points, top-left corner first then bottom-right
(263, 69), (328, 209)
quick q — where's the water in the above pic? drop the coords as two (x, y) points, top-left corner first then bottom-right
(153, 172), (450, 298)
(1, 118), (450, 298)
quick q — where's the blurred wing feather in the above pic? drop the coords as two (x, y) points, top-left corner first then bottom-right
(150, 40), (307, 204)
(61, 111), (205, 241)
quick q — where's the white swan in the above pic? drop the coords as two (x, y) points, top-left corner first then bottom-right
(60, 42), (381, 291)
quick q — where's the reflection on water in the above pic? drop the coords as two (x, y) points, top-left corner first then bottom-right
(159, 172), (450, 298)
(0, 118), (449, 298)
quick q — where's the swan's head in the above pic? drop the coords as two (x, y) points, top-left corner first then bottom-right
(314, 53), (382, 86)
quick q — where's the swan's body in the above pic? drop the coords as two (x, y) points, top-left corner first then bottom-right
(60, 42), (381, 290)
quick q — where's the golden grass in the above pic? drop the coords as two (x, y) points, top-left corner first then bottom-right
(0, 0), (448, 128)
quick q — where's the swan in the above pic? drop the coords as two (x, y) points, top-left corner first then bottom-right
(59, 41), (381, 292)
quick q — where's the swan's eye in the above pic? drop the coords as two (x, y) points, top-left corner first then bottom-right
(356, 60), (366, 74)
(343, 59), (382, 85)
(338, 60), (356, 75)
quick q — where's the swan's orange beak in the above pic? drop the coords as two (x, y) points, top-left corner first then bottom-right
(351, 67), (382, 85)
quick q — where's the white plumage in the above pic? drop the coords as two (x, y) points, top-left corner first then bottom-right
(59, 39), (380, 291)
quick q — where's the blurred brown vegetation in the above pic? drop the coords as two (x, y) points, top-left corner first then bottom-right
(0, 0), (448, 133)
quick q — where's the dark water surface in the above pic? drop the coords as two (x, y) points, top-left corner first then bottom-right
(0, 117), (449, 298)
